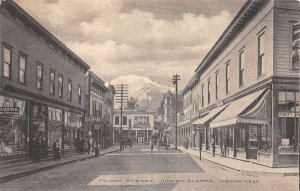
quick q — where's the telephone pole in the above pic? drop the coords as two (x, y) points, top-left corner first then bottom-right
(172, 74), (180, 150)
(115, 84), (128, 137)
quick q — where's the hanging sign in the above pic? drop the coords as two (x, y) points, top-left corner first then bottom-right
(0, 107), (19, 115)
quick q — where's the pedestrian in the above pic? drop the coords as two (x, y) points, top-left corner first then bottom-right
(87, 138), (92, 154)
(150, 138), (154, 151)
(166, 137), (169, 150)
(222, 143), (226, 157)
(41, 136), (47, 159)
(52, 139), (60, 160)
(211, 139), (215, 157)
(80, 138), (85, 154)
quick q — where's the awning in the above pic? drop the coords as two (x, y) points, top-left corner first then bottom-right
(210, 89), (267, 128)
(191, 104), (229, 126)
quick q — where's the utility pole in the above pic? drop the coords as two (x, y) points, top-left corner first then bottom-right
(115, 84), (128, 139)
(172, 74), (180, 150)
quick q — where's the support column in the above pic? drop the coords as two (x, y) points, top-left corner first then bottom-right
(146, 130), (149, 142)
(136, 130), (138, 143)
(271, 87), (279, 167)
(233, 126), (235, 157)
(61, 110), (65, 156)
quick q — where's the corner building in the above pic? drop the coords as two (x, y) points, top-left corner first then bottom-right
(0, 0), (89, 160)
(181, 0), (299, 167)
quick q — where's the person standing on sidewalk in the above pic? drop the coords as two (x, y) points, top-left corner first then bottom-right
(211, 138), (216, 157)
(150, 138), (154, 151)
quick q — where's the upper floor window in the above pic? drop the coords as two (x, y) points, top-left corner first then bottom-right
(36, 63), (43, 90)
(68, 80), (72, 101)
(115, 116), (120, 125)
(123, 116), (127, 125)
(239, 50), (245, 86)
(207, 79), (211, 104)
(78, 85), (82, 104)
(292, 22), (299, 70)
(3, 46), (12, 78)
(201, 84), (204, 107)
(98, 103), (102, 118)
(258, 33), (265, 76)
(50, 70), (55, 94)
(215, 72), (219, 100)
(18, 54), (26, 83)
(92, 101), (97, 116)
(58, 75), (63, 98)
(226, 63), (230, 94)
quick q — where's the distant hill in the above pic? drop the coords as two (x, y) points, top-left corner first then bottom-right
(109, 75), (174, 109)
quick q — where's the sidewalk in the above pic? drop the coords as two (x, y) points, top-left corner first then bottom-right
(178, 146), (299, 177)
(0, 146), (120, 184)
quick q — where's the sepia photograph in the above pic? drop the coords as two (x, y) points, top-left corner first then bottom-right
(0, 0), (299, 190)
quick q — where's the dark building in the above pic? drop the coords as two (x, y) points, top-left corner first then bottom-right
(0, 0), (90, 160)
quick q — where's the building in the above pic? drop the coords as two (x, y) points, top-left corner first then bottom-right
(85, 71), (114, 149)
(103, 84), (116, 147)
(113, 108), (155, 144)
(157, 91), (183, 143)
(180, 0), (299, 167)
(0, 0), (90, 160)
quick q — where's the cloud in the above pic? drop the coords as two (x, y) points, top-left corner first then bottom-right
(14, 0), (241, 89)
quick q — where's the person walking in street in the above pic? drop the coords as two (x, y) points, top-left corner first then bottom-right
(150, 138), (154, 151)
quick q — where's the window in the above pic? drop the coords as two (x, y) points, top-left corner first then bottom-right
(201, 84), (204, 107)
(68, 80), (72, 101)
(58, 75), (63, 98)
(292, 22), (300, 70)
(92, 101), (97, 116)
(258, 33), (265, 76)
(207, 79), (211, 104)
(78, 85), (82, 104)
(50, 70), (55, 94)
(115, 116), (120, 125)
(215, 72), (219, 100)
(123, 116), (127, 125)
(18, 54), (26, 83)
(3, 46), (12, 78)
(239, 50), (245, 86)
(98, 103), (102, 118)
(36, 63), (43, 90)
(226, 63), (230, 94)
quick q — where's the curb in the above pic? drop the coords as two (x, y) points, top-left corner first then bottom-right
(179, 148), (298, 177)
(0, 148), (119, 184)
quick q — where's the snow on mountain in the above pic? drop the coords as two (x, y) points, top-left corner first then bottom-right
(109, 75), (174, 109)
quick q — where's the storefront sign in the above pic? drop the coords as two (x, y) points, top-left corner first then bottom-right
(0, 107), (19, 115)
(85, 116), (101, 122)
(281, 139), (290, 146)
(278, 112), (300, 118)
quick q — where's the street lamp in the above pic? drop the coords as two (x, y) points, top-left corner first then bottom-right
(172, 74), (180, 150)
(192, 126), (204, 160)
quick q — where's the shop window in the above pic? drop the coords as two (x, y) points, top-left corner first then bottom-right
(278, 91), (299, 153)
(3, 45), (12, 78)
(50, 70), (55, 95)
(236, 127), (246, 149)
(0, 119), (26, 155)
(249, 126), (258, 148)
(18, 54), (26, 84)
(115, 116), (120, 125)
(291, 22), (299, 70)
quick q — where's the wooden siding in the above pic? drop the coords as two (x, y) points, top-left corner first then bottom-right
(0, 10), (86, 110)
(274, 3), (300, 77)
(194, 0), (275, 112)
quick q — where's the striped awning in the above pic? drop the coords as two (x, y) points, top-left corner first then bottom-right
(210, 89), (269, 128)
(191, 104), (229, 126)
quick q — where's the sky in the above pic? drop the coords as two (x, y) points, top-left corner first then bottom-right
(15, 0), (247, 90)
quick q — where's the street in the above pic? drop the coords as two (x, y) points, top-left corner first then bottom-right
(0, 145), (297, 191)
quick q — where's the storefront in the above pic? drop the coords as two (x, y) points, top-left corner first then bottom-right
(64, 111), (83, 149)
(210, 89), (271, 162)
(0, 96), (26, 157)
(47, 107), (63, 150)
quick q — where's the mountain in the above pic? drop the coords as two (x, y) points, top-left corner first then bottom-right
(109, 75), (174, 109)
